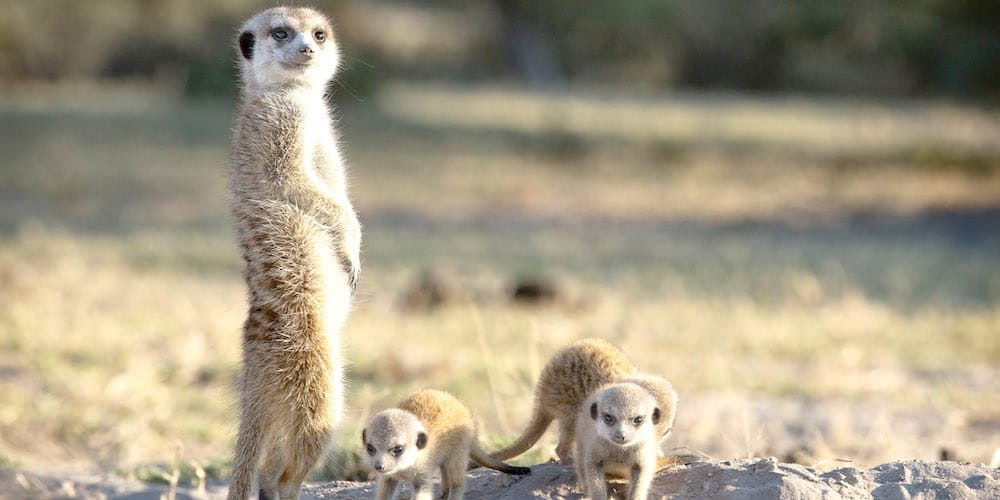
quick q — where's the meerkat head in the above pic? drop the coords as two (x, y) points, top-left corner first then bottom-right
(362, 409), (427, 475)
(589, 383), (660, 447)
(236, 7), (339, 94)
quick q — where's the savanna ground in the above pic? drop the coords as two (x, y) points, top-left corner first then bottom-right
(0, 81), (998, 489)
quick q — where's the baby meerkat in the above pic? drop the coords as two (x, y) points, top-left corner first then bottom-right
(575, 383), (661, 500)
(227, 6), (361, 500)
(490, 338), (637, 464)
(362, 389), (530, 500)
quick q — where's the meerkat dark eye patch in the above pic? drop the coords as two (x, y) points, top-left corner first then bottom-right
(271, 28), (289, 41)
(314, 30), (326, 42)
(238, 31), (255, 60)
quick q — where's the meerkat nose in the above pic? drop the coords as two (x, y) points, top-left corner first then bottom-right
(298, 44), (314, 54)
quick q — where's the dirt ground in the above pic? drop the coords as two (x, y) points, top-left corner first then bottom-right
(4, 458), (997, 499)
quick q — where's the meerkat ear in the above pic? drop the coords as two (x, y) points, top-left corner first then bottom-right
(361, 429), (367, 445)
(239, 31), (255, 60)
(590, 402), (598, 420)
(652, 408), (661, 425)
(416, 432), (428, 450)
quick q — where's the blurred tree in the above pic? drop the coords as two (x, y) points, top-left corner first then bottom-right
(494, 0), (565, 88)
(0, 0), (996, 100)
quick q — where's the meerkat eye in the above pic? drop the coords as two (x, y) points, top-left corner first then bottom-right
(271, 29), (288, 41)
(632, 416), (644, 426)
(365, 444), (375, 455)
(314, 30), (326, 42)
(603, 414), (615, 425)
(391, 446), (404, 456)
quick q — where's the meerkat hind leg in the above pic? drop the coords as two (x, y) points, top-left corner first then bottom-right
(256, 442), (285, 500)
(228, 412), (269, 500)
(442, 451), (468, 500)
(555, 419), (576, 464)
(276, 426), (333, 500)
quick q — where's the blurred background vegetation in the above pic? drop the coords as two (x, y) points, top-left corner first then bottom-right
(2, 0), (998, 99)
(0, 0), (998, 491)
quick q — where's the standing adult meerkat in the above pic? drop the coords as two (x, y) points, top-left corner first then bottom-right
(575, 383), (662, 500)
(362, 389), (530, 500)
(490, 338), (637, 464)
(227, 6), (361, 500)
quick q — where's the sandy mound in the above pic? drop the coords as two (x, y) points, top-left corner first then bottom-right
(3, 459), (996, 499)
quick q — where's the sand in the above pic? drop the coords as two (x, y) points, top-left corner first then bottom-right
(4, 458), (996, 499)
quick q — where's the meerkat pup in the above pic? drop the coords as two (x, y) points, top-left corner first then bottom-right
(227, 7), (361, 500)
(490, 338), (637, 464)
(575, 383), (661, 500)
(362, 389), (530, 500)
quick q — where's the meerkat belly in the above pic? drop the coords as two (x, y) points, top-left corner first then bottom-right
(238, 202), (346, 382)
(601, 457), (637, 478)
(597, 445), (644, 471)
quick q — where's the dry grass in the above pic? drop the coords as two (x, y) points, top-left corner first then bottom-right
(0, 82), (997, 482)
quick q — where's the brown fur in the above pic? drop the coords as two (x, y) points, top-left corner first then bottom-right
(363, 389), (529, 500)
(490, 338), (637, 464)
(227, 7), (360, 500)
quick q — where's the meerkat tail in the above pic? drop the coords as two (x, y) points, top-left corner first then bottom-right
(489, 408), (552, 462)
(654, 454), (698, 471)
(470, 443), (531, 475)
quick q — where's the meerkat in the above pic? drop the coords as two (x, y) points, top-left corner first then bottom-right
(490, 338), (637, 464)
(362, 389), (530, 500)
(575, 383), (661, 500)
(227, 7), (361, 500)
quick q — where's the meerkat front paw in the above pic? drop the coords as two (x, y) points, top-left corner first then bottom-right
(339, 213), (362, 291)
(335, 245), (360, 291)
(346, 258), (360, 291)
